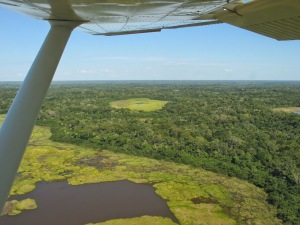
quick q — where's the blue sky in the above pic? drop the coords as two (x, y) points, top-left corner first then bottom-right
(0, 6), (300, 81)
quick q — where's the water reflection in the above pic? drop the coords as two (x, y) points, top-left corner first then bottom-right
(0, 180), (178, 225)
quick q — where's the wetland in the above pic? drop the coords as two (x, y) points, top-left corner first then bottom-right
(0, 115), (281, 224)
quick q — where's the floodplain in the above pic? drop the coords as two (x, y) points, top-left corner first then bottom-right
(0, 114), (281, 225)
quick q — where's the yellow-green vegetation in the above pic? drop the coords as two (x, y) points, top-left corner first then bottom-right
(0, 115), (281, 224)
(1, 199), (37, 216)
(86, 216), (177, 225)
(273, 107), (300, 113)
(0, 114), (5, 122)
(110, 98), (168, 111)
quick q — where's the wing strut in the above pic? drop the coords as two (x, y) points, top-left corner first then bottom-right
(0, 20), (81, 212)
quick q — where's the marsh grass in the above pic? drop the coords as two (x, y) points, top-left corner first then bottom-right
(110, 98), (168, 112)
(1, 199), (37, 216)
(86, 216), (177, 225)
(0, 115), (282, 224)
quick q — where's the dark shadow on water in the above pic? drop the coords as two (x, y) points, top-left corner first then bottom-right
(0, 180), (178, 225)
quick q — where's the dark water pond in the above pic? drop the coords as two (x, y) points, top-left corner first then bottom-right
(294, 111), (300, 115)
(0, 180), (178, 225)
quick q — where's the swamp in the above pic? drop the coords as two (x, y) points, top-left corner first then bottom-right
(0, 114), (280, 224)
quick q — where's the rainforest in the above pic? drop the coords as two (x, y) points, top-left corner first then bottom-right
(0, 81), (299, 224)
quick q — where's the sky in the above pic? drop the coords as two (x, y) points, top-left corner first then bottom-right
(0, 6), (300, 81)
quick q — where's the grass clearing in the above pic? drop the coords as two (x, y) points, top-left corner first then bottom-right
(273, 107), (300, 113)
(0, 115), (282, 224)
(110, 98), (168, 112)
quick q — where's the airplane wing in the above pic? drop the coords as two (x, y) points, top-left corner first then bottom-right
(217, 0), (300, 41)
(0, 0), (300, 40)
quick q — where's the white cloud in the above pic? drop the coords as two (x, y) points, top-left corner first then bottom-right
(16, 72), (25, 77)
(80, 69), (96, 74)
(224, 68), (233, 73)
(91, 56), (168, 62)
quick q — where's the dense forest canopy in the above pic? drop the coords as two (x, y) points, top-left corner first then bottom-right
(0, 81), (299, 224)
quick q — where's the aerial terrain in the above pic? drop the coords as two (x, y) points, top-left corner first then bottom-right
(0, 81), (299, 224)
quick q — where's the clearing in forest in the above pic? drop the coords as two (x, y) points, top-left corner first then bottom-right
(273, 107), (300, 113)
(110, 98), (168, 112)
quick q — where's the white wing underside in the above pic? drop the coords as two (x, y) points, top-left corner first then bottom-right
(1, 0), (300, 39)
